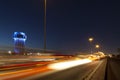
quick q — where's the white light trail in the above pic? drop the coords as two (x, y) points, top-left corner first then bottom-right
(48, 59), (92, 70)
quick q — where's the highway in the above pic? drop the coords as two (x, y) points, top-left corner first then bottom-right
(0, 54), (107, 80)
(0, 58), (107, 80)
(23, 59), (107, 80)
(2, 52), (119, 80)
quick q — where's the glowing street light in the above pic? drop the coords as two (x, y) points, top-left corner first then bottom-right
(89, 37), (94, 42)
(95, 44), (100, 49)
(95, 44), (100, 52)
(88, 37), (94, 54)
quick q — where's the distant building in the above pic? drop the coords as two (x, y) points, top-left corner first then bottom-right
(13, 32), (27, 54)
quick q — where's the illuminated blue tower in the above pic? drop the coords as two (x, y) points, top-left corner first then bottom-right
(13, 32), (27, 54)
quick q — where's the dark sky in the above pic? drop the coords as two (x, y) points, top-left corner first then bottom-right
(0, 0), (120, 54)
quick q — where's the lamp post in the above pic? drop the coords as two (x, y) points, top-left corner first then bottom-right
(88, 37), (94, 54)
(44, 0), (47, 53)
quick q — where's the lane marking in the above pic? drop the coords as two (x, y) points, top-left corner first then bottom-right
(84, 60), (104, 80)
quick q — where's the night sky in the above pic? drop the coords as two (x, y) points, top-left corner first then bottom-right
(0, 0), (120, 54)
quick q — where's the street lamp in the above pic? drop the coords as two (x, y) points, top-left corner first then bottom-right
(95, 44), (100, 49)
(88, 37), (94, 54)
(89, 37), (93, 42)
(95, 44), (100, 52)
(44, 0), (47, 53)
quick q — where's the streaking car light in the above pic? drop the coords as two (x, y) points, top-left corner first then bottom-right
(48, 59), (92, 70)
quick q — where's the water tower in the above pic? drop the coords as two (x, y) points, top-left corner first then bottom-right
(13, 32), (27, 54)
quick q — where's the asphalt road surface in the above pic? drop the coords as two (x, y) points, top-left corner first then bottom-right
(2, 57), (120, 80)
(24, 59), (107, 80)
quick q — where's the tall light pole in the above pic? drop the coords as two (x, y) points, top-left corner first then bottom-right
(44, 0), (47, 53)
(88, 37), (94, 54)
